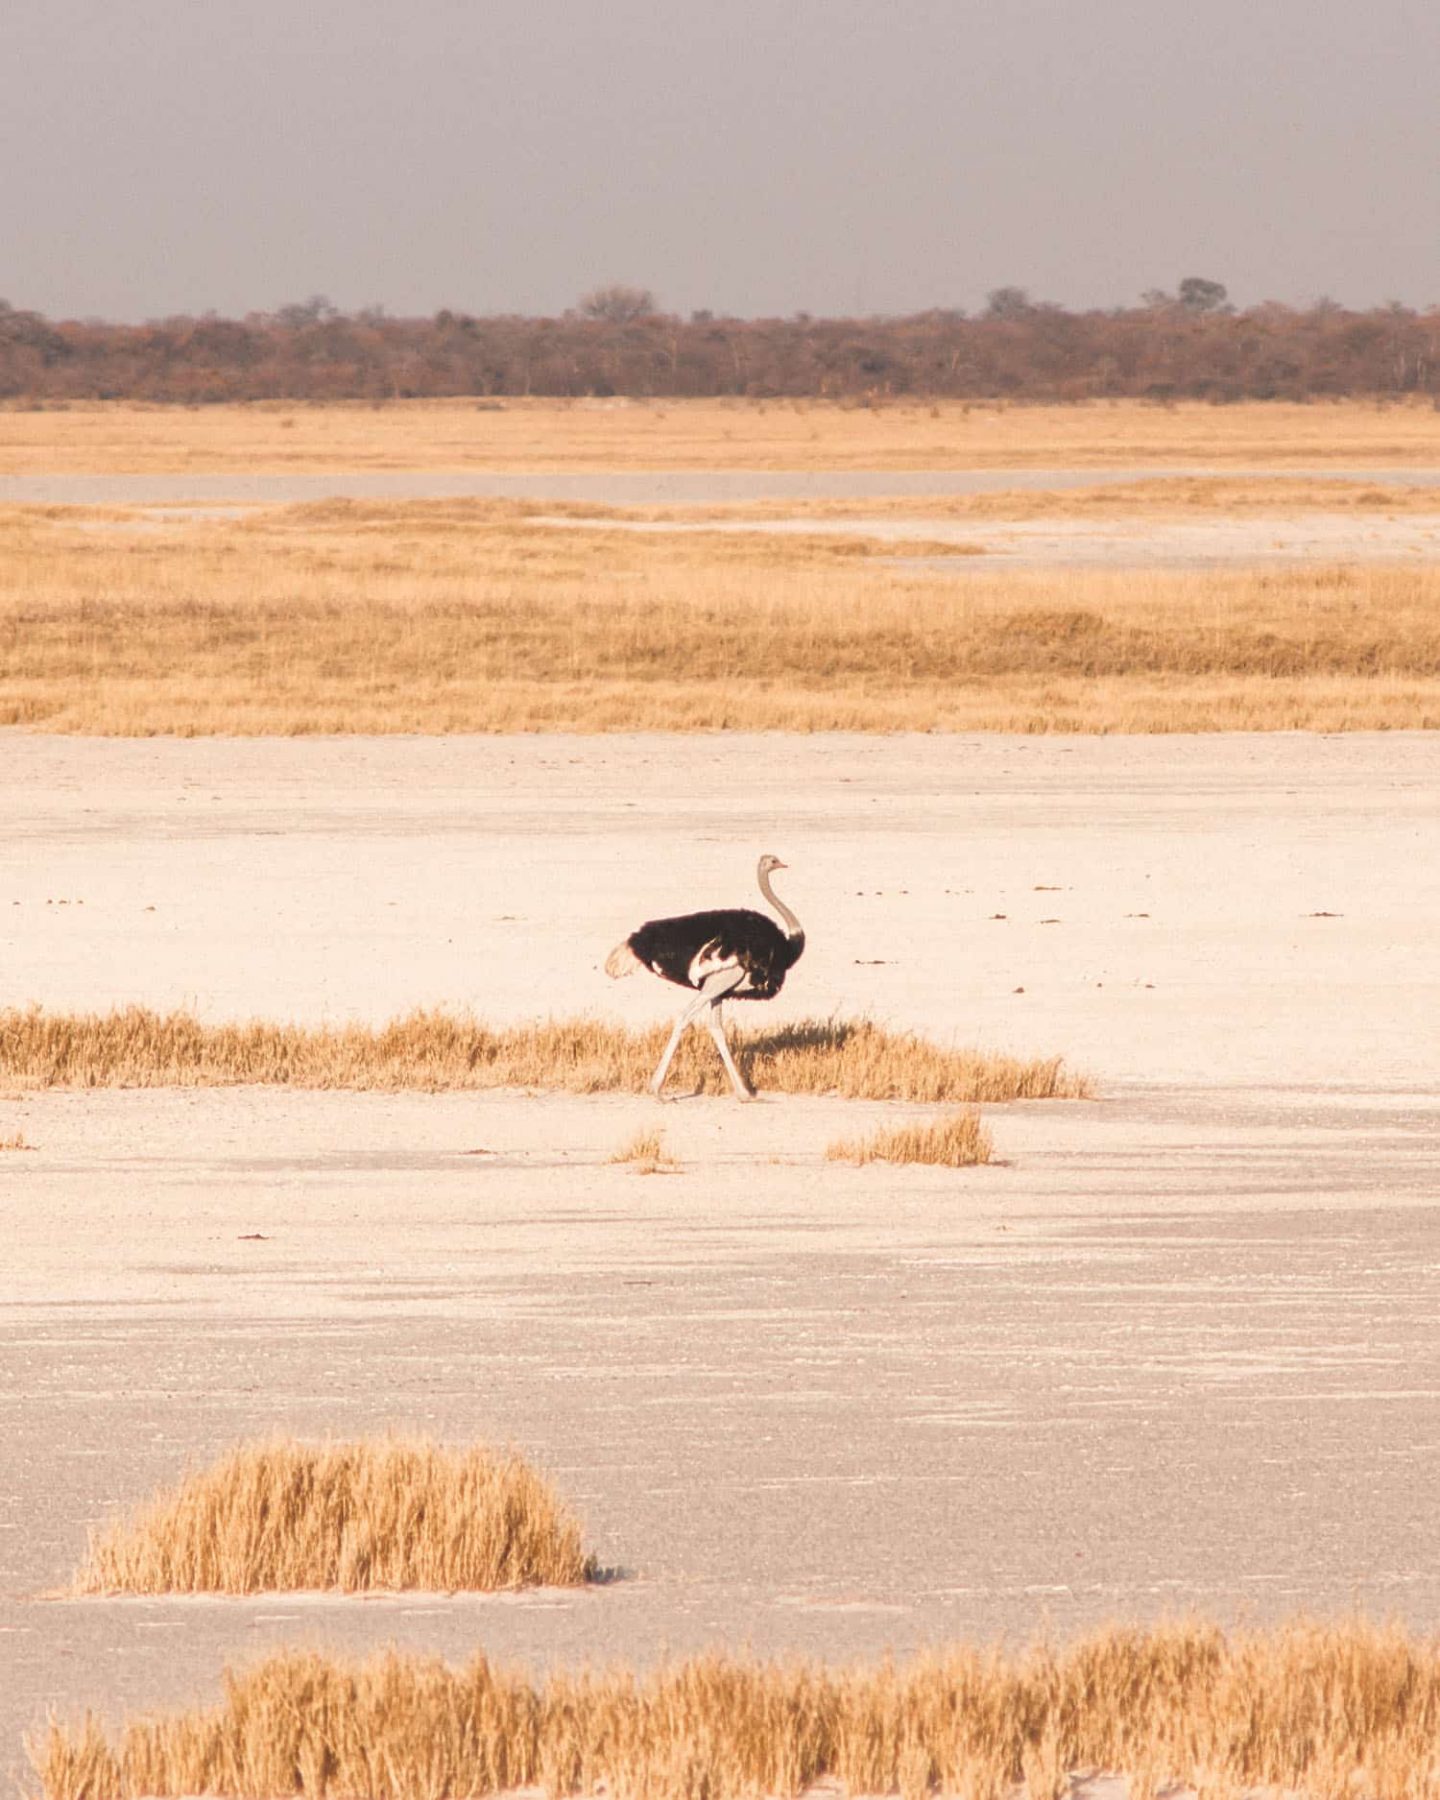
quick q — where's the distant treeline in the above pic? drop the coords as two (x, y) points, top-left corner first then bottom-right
(3, 285), (1439, 404)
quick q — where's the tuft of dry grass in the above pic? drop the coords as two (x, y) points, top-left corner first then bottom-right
(4, 498), (1440, 733)
(73, 1438), (595, 1596)
(608, 1127), (679, 1173)
(32, 1620), (1440, 1800)
(0, 1007), (1091, 1103)
(827, 1109), (993, 1168)
(0, 1128), (33, 1150)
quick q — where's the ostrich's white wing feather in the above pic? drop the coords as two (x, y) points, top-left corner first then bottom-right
(688, 936), (750, 989)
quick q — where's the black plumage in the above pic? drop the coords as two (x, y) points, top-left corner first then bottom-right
(627, 907), (803, 1000)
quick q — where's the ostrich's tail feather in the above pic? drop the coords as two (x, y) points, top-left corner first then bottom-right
(605, 939), (642, 978)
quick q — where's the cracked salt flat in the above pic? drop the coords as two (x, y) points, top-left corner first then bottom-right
(1, 731), (1438, 1784)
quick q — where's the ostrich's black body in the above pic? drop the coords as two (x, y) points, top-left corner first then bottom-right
(628, 908), (805, 1000)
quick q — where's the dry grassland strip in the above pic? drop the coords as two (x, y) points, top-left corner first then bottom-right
(594, 473), (1440, 521)
(73, 1439), (594, 1596)
(0, 1008), (1088, 1103)
(4, 498), (1440, 733)
(827, 1109), (993, 1168)
(5, 396), (1440, 474)
(33, 1621), (1440, 1800)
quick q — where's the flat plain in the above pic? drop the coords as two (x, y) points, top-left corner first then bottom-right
(3, 401), (1440, 1796)
(5, 396), (1440, 474)
(4, 731), (1439, 1791)
(6, 475), (1440, 734)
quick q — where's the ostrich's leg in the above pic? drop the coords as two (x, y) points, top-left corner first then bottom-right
(707, 1001), (754, 1101)
(648, 1013), (692, 1098)
(649, 970), (744, 1098)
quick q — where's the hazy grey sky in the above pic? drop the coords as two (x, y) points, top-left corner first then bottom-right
(6, 0), (1438, 321)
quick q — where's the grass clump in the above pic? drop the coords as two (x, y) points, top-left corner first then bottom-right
(828, 1108), (993, 1168)
(0, 1129), (33, 1150)
(0, 1006), (1090, 1103)
(32, 1620), (1440, 1800)
(73, 1438), (595, 1596)
(608, 1127), (679, 1173)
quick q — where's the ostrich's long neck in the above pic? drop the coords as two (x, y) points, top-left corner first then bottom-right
(759, 867), (803, 941)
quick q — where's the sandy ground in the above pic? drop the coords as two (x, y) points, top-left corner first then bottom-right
(538, 508), (1440, 569)
(6, 465), (1440, 508)
(3, 733), (1440, 1782)
(12, 466), (1440, 570)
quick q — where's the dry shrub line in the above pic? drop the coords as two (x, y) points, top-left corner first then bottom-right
(0, 1007), (1090, 1104)
(74, 1439), (595, 1597)
(13, 300), (1440, 405)
(827, 1108), (993, 1168)
(33, 1620), (1440, 1800)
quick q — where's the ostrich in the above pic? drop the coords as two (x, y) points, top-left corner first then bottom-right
(605, 853), (805, 1101)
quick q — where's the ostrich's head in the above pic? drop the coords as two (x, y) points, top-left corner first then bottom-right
(758, 853), (788, 877)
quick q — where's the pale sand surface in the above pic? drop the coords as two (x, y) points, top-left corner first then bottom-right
(538, 508), (1440, 569)
(7, 464), (1440, 507)
(3, 733), (1440, 1780)
(13, 466), (1440, 572)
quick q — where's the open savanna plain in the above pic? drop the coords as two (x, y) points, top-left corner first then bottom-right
(6, 395), (1440, 475)
(6, 472), (1440, 734)
(3, 402), (1440, 1797)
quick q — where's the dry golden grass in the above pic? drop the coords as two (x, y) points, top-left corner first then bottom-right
(4, 497), (1440, 732)
(73, 1439), (595, 1596)
(608, 1127), (680, 1173)
(0, 1128), (33, 1150)
(590, 472), (1440, 522)
(0, 1007), (1089, 1103)
(827, 1109), (994, 1168)
(6, 396), (1440, 475)
(33, 1620), (1440, 1800)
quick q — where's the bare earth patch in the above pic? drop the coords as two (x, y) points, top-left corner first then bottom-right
(3, 735), (1437, 1791)
(73, 1439), (595, 1596)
